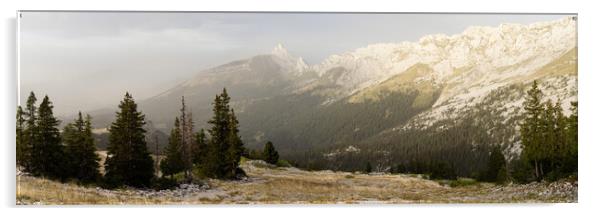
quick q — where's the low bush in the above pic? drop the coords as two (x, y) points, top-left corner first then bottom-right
(151, 177), (178, 190)
(449, 178), (479, 187)
(276, 159), (292, 167)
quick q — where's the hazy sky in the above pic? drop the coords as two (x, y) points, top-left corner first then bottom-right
(18, 12), (569, 116)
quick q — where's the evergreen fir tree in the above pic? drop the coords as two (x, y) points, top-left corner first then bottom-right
(160, 117), (186, 178)
(496, 163), (509, 184)
(204, 94), (228, 178)
(63, 112), (100, 183)
(364, 161), (372, 174)
(565, 101), (578, 172)
(16, 106), (27, 168)
(31, 95), (65, 180)
(540, 100), (556, 174)
(203, 88), (244, 179)
(225, 109), (245, 178)
(21, 92), (38, 172)
(393, 164), (406, 174)
(483, 145), (507, 183)
(509, 154), (535, 183)
(551, 101), (568, 170)
(262, 141), (279, 165)
(104, 92), (154, 187)
(179, 97), (195, 179)
(193, 128), (207, 165)
(520, 80), (545, 180)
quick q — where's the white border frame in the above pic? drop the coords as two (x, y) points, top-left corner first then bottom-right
(2, 0), (600, 215)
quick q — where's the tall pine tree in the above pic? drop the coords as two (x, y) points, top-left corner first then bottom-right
(520, 80), (545, 180)
(204, 94), (227, 178)
(180, 97), (195, 179)
(160, 117), (186, 178)
(225, 109), (245, 178)
(63, 112), (100, 183)
(104, 93), (154, 187)
(551, 101), (568, 170)
(31, 95), (65, 180)
(193, 128), (207, 165)
(565, 101), (578, 172)
(16, 106), (27, 169)
(482, 145), (507, 184)
(262, 141), (279, 165)
(20, 92), (38, 172)
(203, 88), (245, 179)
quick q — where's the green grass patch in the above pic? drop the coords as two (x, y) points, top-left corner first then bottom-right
(449, 178), (479, 187)
(276, 159), (292, 167)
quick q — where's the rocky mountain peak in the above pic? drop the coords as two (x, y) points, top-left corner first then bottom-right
(271, 43), (290, 58)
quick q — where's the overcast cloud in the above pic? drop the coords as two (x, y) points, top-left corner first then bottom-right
(18, 12), (569, 116)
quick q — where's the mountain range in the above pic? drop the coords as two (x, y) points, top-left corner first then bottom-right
(79, 16), (577, 173)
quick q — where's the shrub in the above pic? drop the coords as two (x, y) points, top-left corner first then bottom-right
(449, 178), (478, 187)
(429, 162), (457, 180)
(509, 156), (535, 184)
(276, 159), (291, 167)
(151, 177), (178, 190)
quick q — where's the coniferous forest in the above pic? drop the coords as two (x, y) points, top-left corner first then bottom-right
(17, 89), (248, 189)
(16, 81), (577, 190)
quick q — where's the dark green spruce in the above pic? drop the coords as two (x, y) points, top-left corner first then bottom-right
(520, 80), (545, 180)
(16, 105), (27, 169)
(19, 92), (38, 172)
(104, 92), (154, 188)
(518, 80), (578, 181)
(62, 112), (100, 183)
(203, 88), (245, 179)
(225, 109), (244, 178)
(30, 95), (65, 180)
(160, 117), (186, 178)
(262, 141), (279, 165)
(481, 145), (507, 184)
(193, 128), (207, 165)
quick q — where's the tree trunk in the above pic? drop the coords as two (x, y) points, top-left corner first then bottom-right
(534, 160), (539, 180)
(539, 161), (544, 180)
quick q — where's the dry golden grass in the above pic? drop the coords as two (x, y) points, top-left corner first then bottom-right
(16, 159), (577, 205)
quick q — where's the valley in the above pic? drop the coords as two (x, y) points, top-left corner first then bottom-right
(75, 16), (578, 173)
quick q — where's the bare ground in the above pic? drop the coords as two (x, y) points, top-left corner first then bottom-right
(16, 159), (577, 205)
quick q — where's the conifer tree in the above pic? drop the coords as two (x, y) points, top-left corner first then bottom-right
(496, 162), (509, 184)
(204, 94), (227, 178)
(203, 88), (244, 179)
(16, 106), (27, 168)
(540, 100), (556, 173)
(179, 97), (195, 178)
(193, 128), (207, 165)
(225, 109), (244, 178)
(551, 101), (568, 169)
(483, 145), (507, 183)
(520, 80), (545, 180)
(63, 112), (100, 183)
(565, 101), (578, 172)
(104, 93), (154, 187)
(31, 95), (65, 180)
(364, 161), (372, 174)
(160, 117), (186, 178)
(21, 92), (38, 172)
(262, 141), (279, 165)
